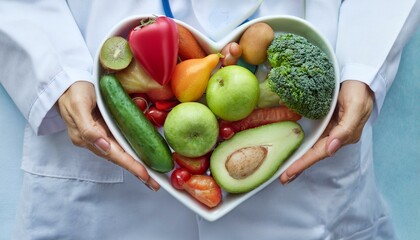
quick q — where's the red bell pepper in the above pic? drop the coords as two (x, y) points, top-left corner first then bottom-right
(129, 16), (178, 86)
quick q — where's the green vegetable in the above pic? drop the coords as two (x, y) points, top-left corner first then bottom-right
(99, 74), (174, 173)
(257, 79), (281, 108)
(266, 33), (335, 119)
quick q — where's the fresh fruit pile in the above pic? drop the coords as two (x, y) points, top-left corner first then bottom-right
(98, 16), (318, 208)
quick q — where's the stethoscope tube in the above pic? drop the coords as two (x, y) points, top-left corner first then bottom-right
(161, 0), (174, 18)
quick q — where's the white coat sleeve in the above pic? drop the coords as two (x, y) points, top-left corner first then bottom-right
(336, 0), (419, 120)
(0, 0), (93, 135)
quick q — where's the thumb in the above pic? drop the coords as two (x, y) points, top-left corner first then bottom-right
(326, 80), (374, 155)
(325, 104), (360, 156)
(76, 107), (111, 156)
(86, 118), (112, 156)
(60, 82), (111, 155)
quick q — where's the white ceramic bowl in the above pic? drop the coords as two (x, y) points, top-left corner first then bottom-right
(94, 15), (340, 221)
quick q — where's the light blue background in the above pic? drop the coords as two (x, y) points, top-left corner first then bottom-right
(1, 30), (419, 240)
(372, 28), (420, 240)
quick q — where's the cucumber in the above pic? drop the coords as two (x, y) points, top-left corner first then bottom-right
(99, 74), (173, 173)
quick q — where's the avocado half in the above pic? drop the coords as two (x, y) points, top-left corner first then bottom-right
(210, 121), (304, 193)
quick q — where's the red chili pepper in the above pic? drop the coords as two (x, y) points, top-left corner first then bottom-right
(128, 16), (178, 86)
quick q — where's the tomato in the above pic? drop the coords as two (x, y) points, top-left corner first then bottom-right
(145, 106), (168, 128)
(172, 152), (210, 175)
(219, 125), (235, 140)
(131, 95), (149, 113)
(170, 168), (192, 190)
(183, 175), (222, 208)
(129, 16), (178, 85)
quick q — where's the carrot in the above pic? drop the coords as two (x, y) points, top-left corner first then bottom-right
(219, 106), (302, 139)
(177, 24), (207, 60)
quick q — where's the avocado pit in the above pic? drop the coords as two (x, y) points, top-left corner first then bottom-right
(225, 146), (268, 179)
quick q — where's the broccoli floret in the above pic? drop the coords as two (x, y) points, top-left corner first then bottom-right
(267, 33), (335, 119)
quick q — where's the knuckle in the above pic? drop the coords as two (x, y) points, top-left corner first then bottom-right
(68, 134), (85, 147)
(121, 154), (138, 173)
(79, 126), (95, 142)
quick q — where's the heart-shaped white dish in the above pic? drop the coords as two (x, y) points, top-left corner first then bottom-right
(94, 15), (340, 221)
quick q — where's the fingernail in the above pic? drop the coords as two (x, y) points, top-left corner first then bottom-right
(327, 138), (341, 156)
(138, 177), (157, 192)
(284, 173), (299, 185)
(94, 138), (110, 155)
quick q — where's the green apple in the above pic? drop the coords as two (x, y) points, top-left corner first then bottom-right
(164, 102), (219, 157)
(206, 65), (259, 121)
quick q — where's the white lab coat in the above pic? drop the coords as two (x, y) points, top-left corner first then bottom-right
(0, 0), (418, 239)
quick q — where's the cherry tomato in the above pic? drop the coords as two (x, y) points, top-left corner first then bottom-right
(132, 96), (149, 113)
(170, 168), (192, 190)
(130, 93), (150, 101)
(172, 152), (210, 175)
(219, 125), (235, 140)
(146, 106), (168, 128)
